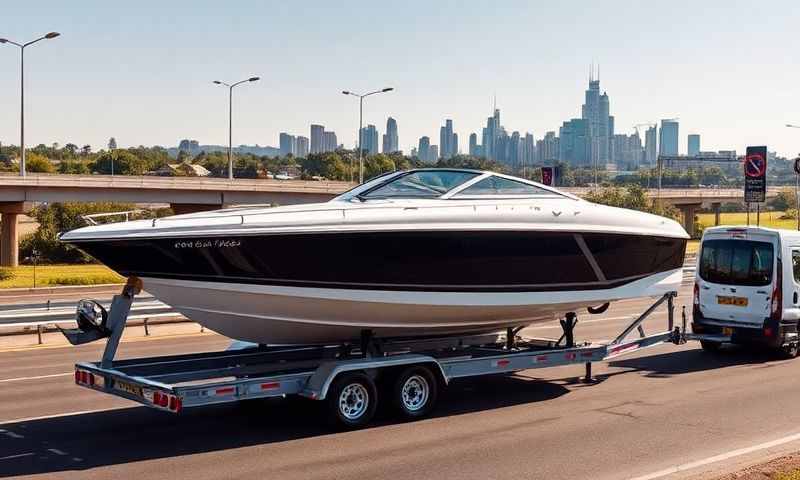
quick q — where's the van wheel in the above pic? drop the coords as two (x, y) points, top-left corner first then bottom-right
(392, 366), (438, 420)
(700, 340), (721, 353)
(326, 372), (377, 430)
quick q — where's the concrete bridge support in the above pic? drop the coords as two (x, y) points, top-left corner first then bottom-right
(677, 203), (703, 238)
(712, 202), (722, 226)
(0, 203), (26, 267)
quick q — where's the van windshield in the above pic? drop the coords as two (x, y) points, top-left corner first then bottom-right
(699, 239), (774, 286)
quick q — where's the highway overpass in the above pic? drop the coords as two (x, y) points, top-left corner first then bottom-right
(0, 173), (782, 266)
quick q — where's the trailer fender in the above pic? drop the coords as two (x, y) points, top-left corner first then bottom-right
(302, 354), (446, 400)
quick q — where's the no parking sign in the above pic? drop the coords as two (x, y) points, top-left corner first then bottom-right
(744, 146), (767, 203)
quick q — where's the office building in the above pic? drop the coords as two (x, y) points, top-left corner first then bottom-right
(559, 118), (590, 167)
(310, 125), (324, 154)
(296, 136), (309, 157)
(360, 125), (379, 155)
(382, 117), (399, 153)
(659, 119), (679, 155)
(688, 134), (700, 156)
(322, 131), (338, 153)
(418, 136), (431, 163)
(644, 126), (658, 165)
(439, 119), (457, 159)
(279, 133), (296, 156)
(468, 133), (479, 156)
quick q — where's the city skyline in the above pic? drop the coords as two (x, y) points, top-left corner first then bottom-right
(1, 1), (799, 158)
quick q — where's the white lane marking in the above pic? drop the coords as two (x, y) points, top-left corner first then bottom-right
(0, 372), (73, 383)
(0, 429), (24, 438)
(0, 452), (35, 461)
(629, 431), (800, 480)
(0, 406), (130, 426)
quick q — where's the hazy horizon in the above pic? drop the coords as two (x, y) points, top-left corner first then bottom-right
(1, 0), (799, 158)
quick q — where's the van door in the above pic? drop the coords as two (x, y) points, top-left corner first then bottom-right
(696, 236), (776, 326)
(786, 248), (800, 322)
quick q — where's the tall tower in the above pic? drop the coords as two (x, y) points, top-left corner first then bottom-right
(382, 117), (398, 153)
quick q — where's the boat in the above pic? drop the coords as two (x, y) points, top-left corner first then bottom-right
(59, 168), (688, 345)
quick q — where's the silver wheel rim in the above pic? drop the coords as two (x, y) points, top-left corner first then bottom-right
(401, 374), (429, 412)
(339, 383), (369, 420)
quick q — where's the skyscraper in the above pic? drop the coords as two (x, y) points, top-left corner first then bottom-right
(644, 126), (657, 164)
(523, 133), (535, 168)
(468, 133), (479, 156)
(322, 131), (338, 153)
(360, 125), (379, 155)
(429, 145), (438, 161)
(439, 119), (457, 159)
(659, 119), (679, 155)
(382, 117), (399, 153)
(310, 124), (324, 154)
(688, 134), (700, 156)
(296, 136), (309, 158)
(418, 136), (432, 162)
(580, 70), (613, 168)
(559, 118), (590, 167)
(279, 133), (296, 156)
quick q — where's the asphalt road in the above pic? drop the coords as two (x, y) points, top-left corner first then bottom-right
(3, 280), (800, 480)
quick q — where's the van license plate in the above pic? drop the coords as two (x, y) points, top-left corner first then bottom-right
(717, 296), (748, 307)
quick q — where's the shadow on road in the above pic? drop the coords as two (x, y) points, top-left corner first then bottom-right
(0, 374), (567, 477)
(608, 345), (786, 378)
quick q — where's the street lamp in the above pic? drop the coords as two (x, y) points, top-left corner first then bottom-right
(342, 87), (394, 184)
(787, 124), (800, 129)
(787, 124), (800, 229)
(0, 32), (61, 177)
(213, 76), (260, 180)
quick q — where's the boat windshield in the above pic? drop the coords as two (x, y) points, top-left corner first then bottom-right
(361, 170), (479, 199)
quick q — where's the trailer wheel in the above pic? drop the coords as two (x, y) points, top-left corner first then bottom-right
(327, 372), (377, 430)
(392, 366), (438, 420)
(700, 340), (722, 353)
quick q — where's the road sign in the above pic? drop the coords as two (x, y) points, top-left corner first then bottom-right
(744, 146), (767, 203)
(541, 167), (554, 186)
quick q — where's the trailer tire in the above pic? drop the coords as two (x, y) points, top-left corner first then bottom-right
(327, 372), (377, 430)
(780, 342), (799, 359)
(392, 365), (438, 420)
(700, 340), (722, 353)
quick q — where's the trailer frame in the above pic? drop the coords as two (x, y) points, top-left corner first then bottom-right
(63, 282), (727, 428)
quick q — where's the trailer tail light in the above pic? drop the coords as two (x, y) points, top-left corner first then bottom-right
(693, 282), (700, 306)
(771, 259), (783, 322)
(152, 391), (181, 412)
(75, 369), (95, 386)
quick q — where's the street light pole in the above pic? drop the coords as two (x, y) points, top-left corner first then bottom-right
(0, 32), (61, 177)
(342, 87), (394, 184)
(786, 125), (800, 230)
(213, 77), (260, 180)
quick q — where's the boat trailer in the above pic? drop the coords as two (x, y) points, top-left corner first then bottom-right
(61, 278), (728, 429)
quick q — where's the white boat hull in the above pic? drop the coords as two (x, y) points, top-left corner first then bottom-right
(141, 268), (683, 344)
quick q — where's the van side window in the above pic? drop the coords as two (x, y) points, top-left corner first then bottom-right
(793, 250), (800, 283)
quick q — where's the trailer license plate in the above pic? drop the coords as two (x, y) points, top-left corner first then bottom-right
(717, 296), (748, 307)
(722, 327), (734, 336)
(115, 380), (143, 397)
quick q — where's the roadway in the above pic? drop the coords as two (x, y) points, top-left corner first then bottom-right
(4, 276), (800, 479)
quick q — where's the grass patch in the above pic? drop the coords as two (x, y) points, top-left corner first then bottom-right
(686, 239), (699, 255)
(776, 470), (800, 480)
(0, 264), (124, 289)
(697, 211), (796, 230)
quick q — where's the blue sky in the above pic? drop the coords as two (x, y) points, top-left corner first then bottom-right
(1, 0), (799, 157)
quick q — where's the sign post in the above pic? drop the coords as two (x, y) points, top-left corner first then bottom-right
(744, 146), (768, 226)
(541, 166), (555, 187)
(794, 156), (800, 231)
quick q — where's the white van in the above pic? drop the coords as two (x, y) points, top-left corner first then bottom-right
(693, 226), (800, 357)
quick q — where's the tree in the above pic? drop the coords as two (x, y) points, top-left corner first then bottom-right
(81, 145), (92, 156)
(64, 143), (78, 157)
(20, 202), (138, 264)
(108, 137), (117, 150)
(93, 150), (147, 175)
